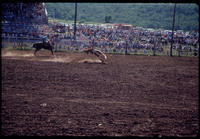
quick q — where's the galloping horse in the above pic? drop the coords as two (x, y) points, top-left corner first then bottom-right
(32, 41), (54, 56)
(83, 48), (107, 64)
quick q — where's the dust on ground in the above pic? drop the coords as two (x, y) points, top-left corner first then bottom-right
(2, 49), (102, 64)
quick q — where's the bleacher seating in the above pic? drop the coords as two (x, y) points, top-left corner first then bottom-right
(1, 3), (48, 42)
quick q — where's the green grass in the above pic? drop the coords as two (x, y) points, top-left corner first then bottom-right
(48, 17), (103, 25)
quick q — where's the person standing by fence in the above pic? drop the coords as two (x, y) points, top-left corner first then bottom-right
(152, 37), (156, 56)
(178, 43), (182, 57)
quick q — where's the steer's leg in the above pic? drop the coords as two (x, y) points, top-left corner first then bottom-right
(99, 55), (106, 64)
(100, 58), (105, 64)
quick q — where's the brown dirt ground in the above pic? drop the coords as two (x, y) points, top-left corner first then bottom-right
(1, 49), (199, 136)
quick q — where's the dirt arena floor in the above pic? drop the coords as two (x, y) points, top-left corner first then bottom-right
(1, 49), (199, 136)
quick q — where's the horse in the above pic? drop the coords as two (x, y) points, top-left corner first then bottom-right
(82, 48), (107, 64)
(32, 41), (54, 56)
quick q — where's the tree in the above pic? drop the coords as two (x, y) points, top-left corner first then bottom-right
(105, 15), (112, 23)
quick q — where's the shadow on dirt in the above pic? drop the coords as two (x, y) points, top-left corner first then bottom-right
(35, 55), (54, 58)
(83, 61), (105, 64)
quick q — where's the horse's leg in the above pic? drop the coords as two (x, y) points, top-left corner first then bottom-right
(34, 49), (38, 56)
(34, 48), (40, 56)
(51, 49), (54, 56)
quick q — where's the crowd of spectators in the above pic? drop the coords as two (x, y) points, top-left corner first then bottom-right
(58, 24), (199, 55)
(2, 3), (49, 43)
(2, 21), (199, 56)
(2, 2), (199, 56)
(1, 3), (199, 55)
(2, 23), (52, 42)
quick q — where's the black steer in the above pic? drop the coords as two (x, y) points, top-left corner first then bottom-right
(32, 42), (54, 56)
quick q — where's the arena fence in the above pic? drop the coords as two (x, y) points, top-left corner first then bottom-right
(2, 36), (198, 57)
(1, 23), (198, 57)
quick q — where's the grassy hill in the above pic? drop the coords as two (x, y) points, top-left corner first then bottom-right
(45, 3), (199, 32)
